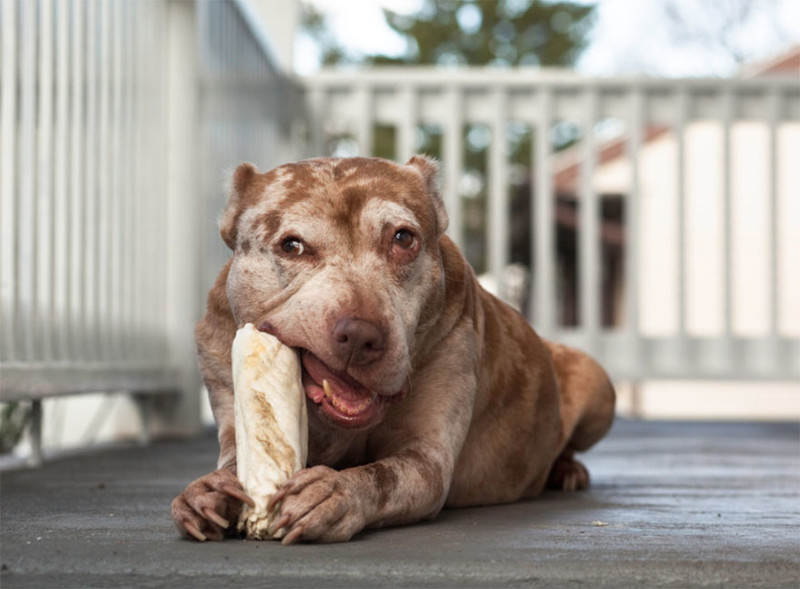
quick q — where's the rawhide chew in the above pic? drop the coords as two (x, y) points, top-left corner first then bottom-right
(233, 323), (308, 540)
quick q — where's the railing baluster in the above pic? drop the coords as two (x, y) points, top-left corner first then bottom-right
(98, 0), (112, 362)
(308, 86), (326, 156)
(69, 0), (85, 361)
(153, 1), (170, 365)
(132, 0), (146, 363)
(355, 85), (374, 156)
(53, 0), (71, 361)
(37, 0), (55, 362)
(579, 87), (600, 338)
(110, 0), (124, 361)
(625, 87), (644, 370)
(85, 0), (99, 361)
(443, 85), (464, 251)
(0, 0), (18, 362)
(397, 86), (417, 163)
(533, 87), (555, 336)
(675, 88), (689, 340)
(488, 88), (509, 288)
(721, 90), (734, 344)
(766, 90), (780, 342)
(18, 0), (37, 361)
(122, 0), (136, 360)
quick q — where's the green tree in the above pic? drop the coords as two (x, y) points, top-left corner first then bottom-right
(301, 0), (597, 69)
(373, 0), (596, 67)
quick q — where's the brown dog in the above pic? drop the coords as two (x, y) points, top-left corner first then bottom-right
(171, 155), (615, 544)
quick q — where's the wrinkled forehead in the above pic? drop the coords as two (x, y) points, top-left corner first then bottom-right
(251, 157), (435, 237)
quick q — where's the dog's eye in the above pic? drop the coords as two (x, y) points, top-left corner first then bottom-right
(280, 237), (305, 256)
(393, 229), (415, 249)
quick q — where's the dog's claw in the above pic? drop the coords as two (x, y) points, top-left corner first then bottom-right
(202, 507), (230, 529)
(185, 521), (207, 542)
(267, 488), (287, 512)
(171, 469), (252, 542)
(221, 483), (256, 508)
(281, 525), (304, 545)
(268, 513), (291, 537)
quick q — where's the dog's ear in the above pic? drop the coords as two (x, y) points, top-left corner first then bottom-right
(219, 162), (259, 250)
(405, 155), (449, 237)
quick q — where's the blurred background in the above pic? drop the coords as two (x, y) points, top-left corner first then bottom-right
(1, 0), (798, 465)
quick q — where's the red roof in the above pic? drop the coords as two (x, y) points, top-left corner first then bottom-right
(742, 45), (800, 78)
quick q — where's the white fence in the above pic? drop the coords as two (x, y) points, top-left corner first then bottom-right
(0, 0), (296, 463)
(2, 1), (798, 463)
(302, 69), (800, 381)
(2, 0), (172, 386)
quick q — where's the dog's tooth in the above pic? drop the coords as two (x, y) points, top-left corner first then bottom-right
(320, 380), (376, 416)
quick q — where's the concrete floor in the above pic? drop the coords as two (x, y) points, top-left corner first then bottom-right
(1, 419), (798, 588)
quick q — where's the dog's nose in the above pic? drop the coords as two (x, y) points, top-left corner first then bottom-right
(332, 317), (386, 366)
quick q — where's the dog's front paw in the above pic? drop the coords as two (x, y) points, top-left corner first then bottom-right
(267, 465), (365, 544)
(171, 468), (255, 541)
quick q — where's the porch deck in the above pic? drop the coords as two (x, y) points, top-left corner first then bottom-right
(1, 419), (798, 588)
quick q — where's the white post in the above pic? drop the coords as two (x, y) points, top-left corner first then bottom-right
(1, 0), (18, 362)
(675, 88), (688, 340)
(533, 88), (556, 336)
(397, 86), (417, 163)
(53, 0), (70, 361)
(36, 0), (55, 362)
(147, 0), (203, 438)
(579, 88), (600, 340)
(624, 87), (644, 375)
(354, 85), (374, 156)
(17, 0), (37, 362)
(238, 0), (299, 73)
(719, 89), (735, 370)
(488, 87), (509, 289)
(443, 85), (464, 251)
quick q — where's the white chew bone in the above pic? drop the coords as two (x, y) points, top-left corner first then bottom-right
(232, 323), (308, 540)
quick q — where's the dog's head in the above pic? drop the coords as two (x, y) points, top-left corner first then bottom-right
(221, 156), (448, 430)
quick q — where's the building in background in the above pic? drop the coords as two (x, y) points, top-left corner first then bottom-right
(548, 47), (800, 418)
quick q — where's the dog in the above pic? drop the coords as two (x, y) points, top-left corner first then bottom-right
(171, 155), (615, 544)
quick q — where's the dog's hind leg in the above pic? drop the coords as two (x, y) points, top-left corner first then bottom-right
(543, 341), (615, 491)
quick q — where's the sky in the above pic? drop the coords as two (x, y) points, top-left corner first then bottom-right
(295, 0), (800, 76)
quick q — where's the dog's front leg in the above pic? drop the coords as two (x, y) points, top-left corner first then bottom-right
(265, 445), (454, 544)
(268, 341), (478, 544)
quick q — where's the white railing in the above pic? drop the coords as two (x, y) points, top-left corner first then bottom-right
(1, 0), (178, 442)
(2, 1), (798, 463)
(302, 69), (800, 381)
(0, 0), (296, 463)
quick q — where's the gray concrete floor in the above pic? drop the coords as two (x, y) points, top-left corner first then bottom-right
(1, 419), (798, 588)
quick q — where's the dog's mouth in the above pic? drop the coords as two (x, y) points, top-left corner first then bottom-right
(299, 350), (391, 429)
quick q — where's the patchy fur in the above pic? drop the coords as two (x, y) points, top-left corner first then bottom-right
(171, 156), (615, 543)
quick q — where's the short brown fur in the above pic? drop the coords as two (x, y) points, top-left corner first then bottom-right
(171, 156), (615, 544)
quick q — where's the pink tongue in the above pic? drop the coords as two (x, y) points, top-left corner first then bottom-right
(302, 371), (325, 404)
(328, 378), (368, 401)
